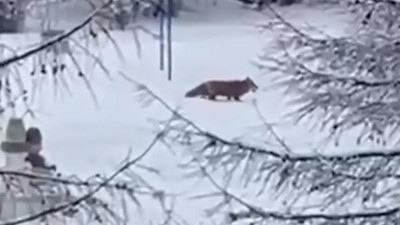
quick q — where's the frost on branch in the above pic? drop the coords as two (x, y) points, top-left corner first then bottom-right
(124, 1), (400, 224)
(0, 130), (176, 225)
(257, 0), (400, 146)
(0, 1), (175, 224)
(0, 0), (153, 117)
(125, 79), (400, 225)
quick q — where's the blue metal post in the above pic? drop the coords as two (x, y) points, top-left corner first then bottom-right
(166, 0), (172, 80)
(159, 0), (165, 70)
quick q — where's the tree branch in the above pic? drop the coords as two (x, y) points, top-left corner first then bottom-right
(0, 130), (164, 225)
(0, 0), (113, 68)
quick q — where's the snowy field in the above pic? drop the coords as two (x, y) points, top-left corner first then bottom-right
(0, 2), (378, 224)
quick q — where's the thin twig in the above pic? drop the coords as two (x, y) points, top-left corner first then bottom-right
(0, 0), (114, 68)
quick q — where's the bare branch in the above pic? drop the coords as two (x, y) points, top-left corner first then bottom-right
(0, 0), (113, 68)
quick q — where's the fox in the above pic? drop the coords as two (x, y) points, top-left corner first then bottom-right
(185, 76), (258, 101)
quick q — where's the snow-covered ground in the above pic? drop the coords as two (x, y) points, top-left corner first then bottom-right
(0, 1), (377, 224)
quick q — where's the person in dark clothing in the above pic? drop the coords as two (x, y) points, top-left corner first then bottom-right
(25, 127), (56, 171)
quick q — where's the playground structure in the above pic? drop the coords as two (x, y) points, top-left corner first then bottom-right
(0, 118), (75, 224)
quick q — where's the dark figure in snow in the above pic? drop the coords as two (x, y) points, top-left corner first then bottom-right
(185, 77), (258, 101)
(133, 0), (181, 19)
(276, 0), (297, 6)
(25, 127), (56, 171)
(113, 1), (130, 30)
(0, 0), (19, 33)
(236, 0), (255, 5)
(131, 0), (140, 21)
(255, 0), (297, 10)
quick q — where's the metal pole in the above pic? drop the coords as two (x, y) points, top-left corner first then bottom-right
(166, 0), (172, 81)
(159, 0), (165, 70)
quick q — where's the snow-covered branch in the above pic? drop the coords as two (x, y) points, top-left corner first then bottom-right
(0, 0), (154, 116)
(202, 167), (400, 225)
(0, 129), (176, 225)
(256, 0), (400, 146)
(121, 73), (400, 224)
(0, 0), (113, 68)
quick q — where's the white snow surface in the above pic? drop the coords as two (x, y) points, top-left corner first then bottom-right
(0, 2), (386, 224)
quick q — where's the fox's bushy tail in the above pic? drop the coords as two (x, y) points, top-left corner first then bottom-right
(185, 83), (208, 97)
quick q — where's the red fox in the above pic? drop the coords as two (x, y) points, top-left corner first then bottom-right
(185, 77), (258, 101)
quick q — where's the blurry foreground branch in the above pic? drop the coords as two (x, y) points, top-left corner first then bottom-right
(0, 128), (176, 225)
(120, 71), (400, 225)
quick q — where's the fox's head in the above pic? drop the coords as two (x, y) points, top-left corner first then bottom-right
(245, 77), (258, 92)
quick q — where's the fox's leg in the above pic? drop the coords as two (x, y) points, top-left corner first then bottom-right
(208, 95), (216, 101)
(234, 96), (241, 101)
(227, 96), (232, 100)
